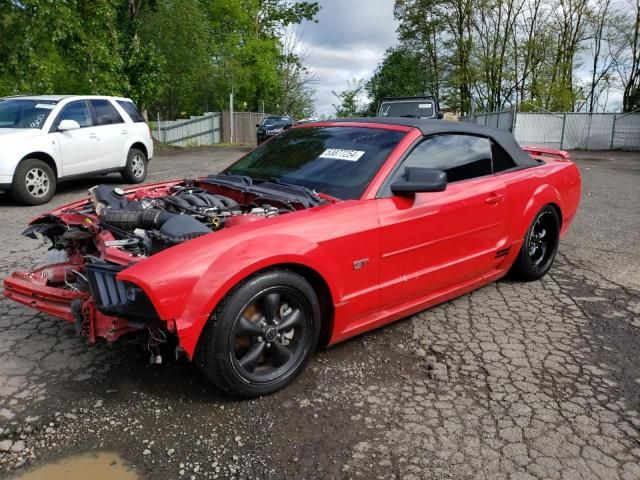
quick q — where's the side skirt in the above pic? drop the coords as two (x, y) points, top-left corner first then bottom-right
(329, 268), (509, 345)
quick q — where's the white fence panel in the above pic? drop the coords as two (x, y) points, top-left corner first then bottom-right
(562, 114), (615, 150)
(460, 110), (513, 131)
(154, 113), (221, 146)
(513, 113), (564, 149)
(613, 114), (640, 150)
(462, 110), (640, 150)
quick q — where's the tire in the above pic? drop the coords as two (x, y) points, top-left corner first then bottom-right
(11, 158), (56, 205)
(121, 148), (147, 183)
(195, 269), (321, 398)
(510, 205), (560, 281)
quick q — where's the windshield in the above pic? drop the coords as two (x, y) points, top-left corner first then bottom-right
(260, 117), (291, 128)
(379, 100), (434, 118)
(0, 99), (58, 129)
(225, 126), (406, 200)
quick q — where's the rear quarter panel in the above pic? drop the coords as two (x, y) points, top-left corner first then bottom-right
(504, 156), (581, 247)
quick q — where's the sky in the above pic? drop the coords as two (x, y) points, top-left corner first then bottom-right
(295, 0), (399, 116)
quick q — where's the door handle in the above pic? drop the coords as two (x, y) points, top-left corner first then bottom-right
(89, 133), (98, 139)
(485, 193), (505, 204)
(121, 129), (128, 135)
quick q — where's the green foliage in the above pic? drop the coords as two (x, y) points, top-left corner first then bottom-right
(0, 0), (319, 118)
(388, 0), (604, 114)
(138, 0), (213, 117)
(332, 79), (366, 117)
(365, 46), (428, 114)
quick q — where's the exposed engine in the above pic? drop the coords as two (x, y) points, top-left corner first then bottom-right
(25, 174), (325, 260)
(90, 183), (281, 255)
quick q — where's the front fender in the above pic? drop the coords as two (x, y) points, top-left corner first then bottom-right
(183, 235), (343, 320)
(0, 137), (58, 180)
(118, 231), (343, 357)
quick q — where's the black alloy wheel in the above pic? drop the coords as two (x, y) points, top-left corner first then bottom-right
(196, 270), (320, 398)
(230, 287), (312, 383)
(527, 210), (557, 271)
(510, 205), (560, 281)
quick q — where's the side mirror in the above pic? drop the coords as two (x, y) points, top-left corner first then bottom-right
(256, 124), (260, 128)
(390, 168), (447, 196)
(437, 111), (444, 119)
(58, 119), (81, 131)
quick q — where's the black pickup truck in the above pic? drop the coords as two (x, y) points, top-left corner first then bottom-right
(377, 96), (443, 119)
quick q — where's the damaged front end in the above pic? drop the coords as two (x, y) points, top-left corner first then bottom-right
(3, 175), (325, 357)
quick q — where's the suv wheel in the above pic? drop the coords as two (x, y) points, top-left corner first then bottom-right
(12, 158), (56, 205)
(121, 148), (147, 183)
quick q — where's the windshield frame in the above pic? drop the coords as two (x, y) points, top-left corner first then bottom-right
(0, 98), (59, 130)
(224, 122), (412, 200)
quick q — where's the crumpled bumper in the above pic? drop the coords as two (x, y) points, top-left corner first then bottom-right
(3, 270), (86, 322)
(3, 269), (144, 343)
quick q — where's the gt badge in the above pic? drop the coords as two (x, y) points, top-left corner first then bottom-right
(353, 258), (369, 270)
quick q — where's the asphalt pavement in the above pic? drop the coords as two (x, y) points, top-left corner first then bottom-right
(0, 147), (638, 480)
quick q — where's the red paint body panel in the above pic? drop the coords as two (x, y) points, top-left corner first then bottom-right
(3, 122), (581, 361)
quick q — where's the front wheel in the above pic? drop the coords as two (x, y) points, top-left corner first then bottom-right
(195, 270), (321, 398)
(121, 148), (147, 183)
(11, 158), (56, 205)
(510, 205), (560, 281)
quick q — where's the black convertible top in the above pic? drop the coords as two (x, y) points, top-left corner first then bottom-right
(330, 117), (538, 167)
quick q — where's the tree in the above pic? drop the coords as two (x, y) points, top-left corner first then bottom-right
(138, 0), (213, 118)
(471, 0), (525, 112)
(0, 0), (127, 96)
(386, 0), (636, 113)
(619, 0), (640, 112)
(394, 0), (444, 100)
(332, 79), (365, 117)
(365, 46), (428, 114)
(269, 30), (317, 118)
(0, 0), (319, 119)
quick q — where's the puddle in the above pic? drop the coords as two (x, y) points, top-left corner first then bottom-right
(15, 451), (139, 480)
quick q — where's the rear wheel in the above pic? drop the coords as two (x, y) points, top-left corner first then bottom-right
(11, 158), (56, 205)
(195, 270), (320, 398)
(510, 205), (560, 281)
(121, 148), (147, 183)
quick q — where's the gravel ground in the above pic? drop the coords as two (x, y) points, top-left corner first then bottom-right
(0, 147), (639, 479)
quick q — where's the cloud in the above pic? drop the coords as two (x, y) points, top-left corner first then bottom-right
(296, 0), (399, 115)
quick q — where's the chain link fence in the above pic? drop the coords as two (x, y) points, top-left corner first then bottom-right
(460, 111), (640, 151)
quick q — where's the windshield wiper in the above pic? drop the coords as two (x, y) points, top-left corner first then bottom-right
(266, 178), (322, 199)
(224, 171), (270, 183)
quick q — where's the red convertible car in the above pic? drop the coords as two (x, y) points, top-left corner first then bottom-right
(3, 119), (581, 397)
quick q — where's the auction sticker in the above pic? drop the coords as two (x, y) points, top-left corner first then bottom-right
(35, 103), (55, 109)
(319, 148), (365, 161)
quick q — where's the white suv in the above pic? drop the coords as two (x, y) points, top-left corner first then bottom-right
(0, 95), (154, 205)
